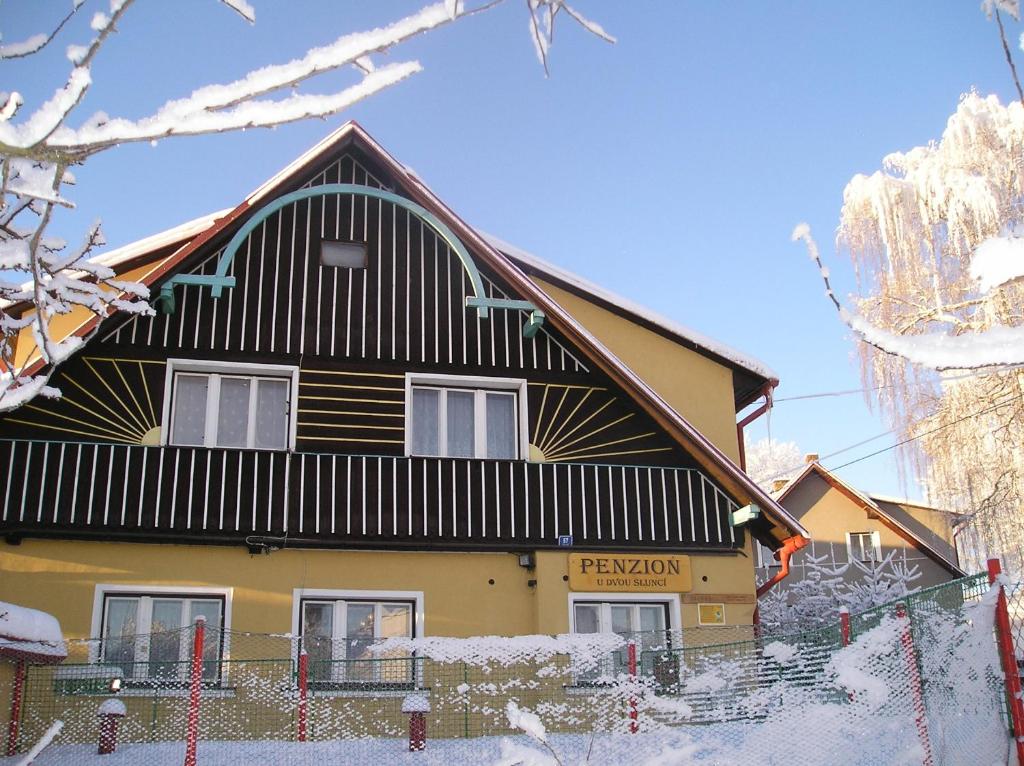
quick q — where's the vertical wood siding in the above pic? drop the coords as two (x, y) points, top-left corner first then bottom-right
(103, 154), (588, 375)
(0, 439), (741, 550)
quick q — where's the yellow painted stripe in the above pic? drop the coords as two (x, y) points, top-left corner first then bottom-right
(541, 398), (616, 454)
(545, 413), (635, 455)
(5, 419), (140, 445)
(545, 447), (674, 462)
(302, 369), (404, 379)
(297, 422), (404, 431)
(22, 404), (144, 443)
(301, 382), (403, 392)
(297, 436), (405, 444)
(297, 409), (404, 418)
(299, 395), (404, 405)
(84, 356), (166, 365)
(541, 388), (594, 452)
(527, 382), (606, 391)
(544, 432), (659, 461)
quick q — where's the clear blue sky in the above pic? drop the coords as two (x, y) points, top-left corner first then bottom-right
(5, 1), (1019, 499)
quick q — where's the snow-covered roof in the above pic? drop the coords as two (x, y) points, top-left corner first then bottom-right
(91, 209), (230, 269)
(866, 493), (962, 514)
(0, 600), (67, 663)
(482, 232), (778, 383)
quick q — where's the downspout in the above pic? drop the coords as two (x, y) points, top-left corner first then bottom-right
(755, 534), (809, 598)
(736, 382), (776, 471)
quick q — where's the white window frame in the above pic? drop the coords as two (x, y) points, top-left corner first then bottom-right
(568, 592), (682, 635)
(292, 588), (424, 690)
(847, 531), (882, 563)
(90, 584), (233, 684)
(161, 359), (299, 450)
(404, 373), (529, 460)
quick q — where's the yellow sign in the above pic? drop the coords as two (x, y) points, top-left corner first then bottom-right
(698, 603), (725, 625)
(568, 553), (692, 593)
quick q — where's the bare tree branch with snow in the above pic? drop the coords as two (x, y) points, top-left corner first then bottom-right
(0, 0), (612, 412)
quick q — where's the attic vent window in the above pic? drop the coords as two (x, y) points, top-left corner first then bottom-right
(321, 240), (367, 269)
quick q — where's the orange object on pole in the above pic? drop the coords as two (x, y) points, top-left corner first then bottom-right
(987, 558), (1024, 765)
(5, 659), (25, 756)
(895, 603), (933, 766)
(755, 535), (809, 598)
(627, 640), (638, 734)
(183, 616), (206, 766)
(297, 650), (308, 742)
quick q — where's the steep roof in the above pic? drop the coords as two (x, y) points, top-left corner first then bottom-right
(13, 121), (808, 548)
(483, 232), (777, 410)
(774, 462), (964, 576)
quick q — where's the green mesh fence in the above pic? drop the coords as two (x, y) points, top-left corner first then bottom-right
(2, 573), (1013, 765)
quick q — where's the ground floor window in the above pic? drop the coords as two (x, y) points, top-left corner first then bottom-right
(99, 591), (225, 684)
(570, 596), (679, 683)
(298, 595), (417, 688)
(573, 601), (670, 651)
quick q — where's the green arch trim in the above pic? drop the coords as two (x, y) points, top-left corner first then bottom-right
(154, 184), (544, 336)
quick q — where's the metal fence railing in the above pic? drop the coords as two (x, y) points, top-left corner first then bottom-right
(3, 571), (1016, 765)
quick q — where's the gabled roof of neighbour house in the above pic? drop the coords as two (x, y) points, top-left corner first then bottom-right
(773, 462), (965, 576)
(482, 233), (778, 411)
(9, 121), (808, 548)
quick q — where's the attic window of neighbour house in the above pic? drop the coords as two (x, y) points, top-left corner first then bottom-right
(405, 374), (528, 460)
(164, 360), (298, 450)
(848, 531), (882, 563)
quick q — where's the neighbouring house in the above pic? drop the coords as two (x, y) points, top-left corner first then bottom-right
(755, 457), (965, 614)
(0, 123), (809, 743)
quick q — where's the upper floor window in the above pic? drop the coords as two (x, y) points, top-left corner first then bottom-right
(405, 374), (527, 460)
(847, 531), (881, 563)
(163, 360), (298, 450)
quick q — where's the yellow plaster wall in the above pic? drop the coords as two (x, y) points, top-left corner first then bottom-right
(532, 279), (741, 462)
(12, 259), (169, 369)
(784, 474), (955, 589)
(1, 539), (759, 644)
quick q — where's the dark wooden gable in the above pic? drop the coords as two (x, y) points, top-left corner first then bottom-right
(0, 135), (752, 553)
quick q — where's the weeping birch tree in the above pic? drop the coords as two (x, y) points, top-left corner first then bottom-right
(794, 93), (1024, 573)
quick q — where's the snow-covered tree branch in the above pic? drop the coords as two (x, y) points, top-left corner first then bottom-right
(0, 0), (611, 412)
(792, 90), (1024, 572)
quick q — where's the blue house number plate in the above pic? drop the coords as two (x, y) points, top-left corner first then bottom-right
(558, 535), (573, 547)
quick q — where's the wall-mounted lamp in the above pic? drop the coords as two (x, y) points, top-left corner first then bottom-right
(518, 552), (536, 570)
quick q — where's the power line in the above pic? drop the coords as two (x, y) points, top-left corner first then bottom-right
(826, 394), (1020, 472)
(772, 363), (1024, 403)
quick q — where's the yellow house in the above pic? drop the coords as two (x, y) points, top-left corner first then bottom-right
(0, 124), (809, 744)
(757, 459), (964, 593)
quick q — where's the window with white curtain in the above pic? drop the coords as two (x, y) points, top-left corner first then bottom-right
(164, 361), (296, 450)
(100, 592), (225, 683)
(406, 375), (525, 460)
(300, 599), (415, 686)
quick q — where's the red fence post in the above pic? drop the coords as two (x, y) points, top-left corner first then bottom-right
(987, 558), (1024, 764)
(97, 699), (126, 755)
(183, 616), (205, 766)
(627, 640), (638, 734)
(895, 603), (934, 766)
(839, 607), (851, 647)
(5, 659), (26, 756)
(297, 650), (308, 742)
